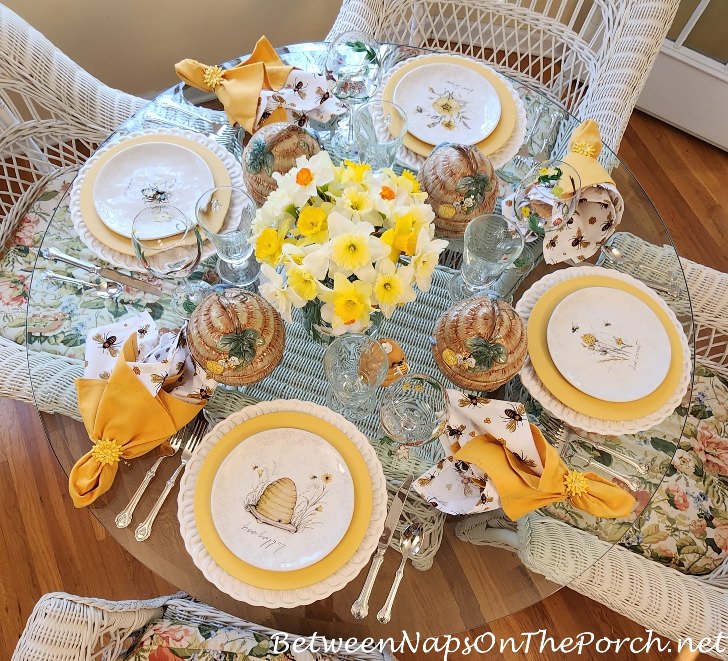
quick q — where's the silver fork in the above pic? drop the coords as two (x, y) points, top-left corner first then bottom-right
(115, 426), (188, 528)
(512, 102), (546, 169)
(134, 415), (208, 541)
(540, 412), (649, 475)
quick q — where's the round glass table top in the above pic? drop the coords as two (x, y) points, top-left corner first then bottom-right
(27, 42), (693, 640)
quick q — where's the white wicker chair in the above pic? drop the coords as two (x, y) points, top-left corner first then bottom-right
(326, 0), (680, 155)
(456, 235), (728, 656)
(0, 5), (145, 409)
(12, 592), (397, 661)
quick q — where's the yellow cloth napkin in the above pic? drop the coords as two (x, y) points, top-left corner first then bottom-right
(69, 335), (203, 508)
(175, 36), (293, 133)
(455, 424), (635, 519)
(560, 119), (614, 189)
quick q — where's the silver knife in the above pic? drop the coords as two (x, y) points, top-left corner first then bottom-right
(40, 247), (164, 297)
(351, 474), (413, 620)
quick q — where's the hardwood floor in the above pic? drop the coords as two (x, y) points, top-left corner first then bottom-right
(1, 111), (725, 659)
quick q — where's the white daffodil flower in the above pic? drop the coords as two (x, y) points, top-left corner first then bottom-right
(412, 227), (449, 291)
(372, 260), (417, 318)
(258, 264), (304, 323)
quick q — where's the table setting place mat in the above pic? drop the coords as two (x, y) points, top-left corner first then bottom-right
(69, 128), (245, 272)
(179, 400), (388, 608)
(515, 266), (692, 435)
(378, 53), (527, 170)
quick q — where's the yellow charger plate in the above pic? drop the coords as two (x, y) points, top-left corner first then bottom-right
(193, 412), (373, 590)
(382, 54), (517, 158)
(79, 133), (231, 256)
(528, 275), (685, 421)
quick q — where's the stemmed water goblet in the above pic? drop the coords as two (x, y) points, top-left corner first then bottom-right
(448, 213), (525, 301)
(512, 159), (581, 238)
(325, 31), (382, 163)
(195, 186), (260, 286)
(379, 374), (449, 446)
(323, 333), (388, 421)
(131, 204), (210, 317)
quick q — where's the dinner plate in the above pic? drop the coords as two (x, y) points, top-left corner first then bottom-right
(209, 424), (355, 572)
(381, 54), (519, 160)
(393, 62), (501, 145)
(515, 267), (691, 434)
(93, 142), (215, 239)
(546, 287), (671, 402)
(70, 129), (241, 270)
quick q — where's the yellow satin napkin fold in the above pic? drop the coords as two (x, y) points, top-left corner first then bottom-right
(69, 335), (203, 508)
(175, 35), (293, 133)
(455, 424), (635, 520)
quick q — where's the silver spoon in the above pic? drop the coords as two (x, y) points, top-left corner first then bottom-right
(376, 523), (423, 624)
(600, 245), (682, 298)
(44, 272), (124, 299)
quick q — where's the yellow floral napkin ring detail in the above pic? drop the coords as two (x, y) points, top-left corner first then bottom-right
(563, 468), (589, 500)
(202, 65), (225, 91)
(90, 438), (124, 466)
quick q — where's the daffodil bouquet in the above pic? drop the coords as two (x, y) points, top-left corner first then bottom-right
(251, 151), (448, 337)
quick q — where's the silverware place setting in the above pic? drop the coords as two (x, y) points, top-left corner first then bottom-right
(44, 271), (125, 300)
(135, 414), (209, 541)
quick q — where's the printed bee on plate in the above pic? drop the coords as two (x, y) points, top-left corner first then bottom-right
(137, 323), (150, 337)
(459, 393), (490, 408)
(446, 424), (466, 441)
(501, 402), (526, 432)
(546, 235), (559, 249)
(291, 79), (307, 99)
(571, 323), (580, 333)
(93, 332), (120, 357)
(315, 86), (330, 104)
(271, 94), (286, 106)
(571, 228), (590, 249)
(140, 185), (170, 204)
(417, 475), (433, 487)
(601, 217), (615, 233)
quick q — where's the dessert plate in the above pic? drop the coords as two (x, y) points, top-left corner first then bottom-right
(393, 62), (501, 145)
(546, 286), (671, 402)
(209, 424), (355, 572)
(94, 142), (214, 239)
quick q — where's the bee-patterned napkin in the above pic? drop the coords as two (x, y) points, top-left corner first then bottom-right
(83, 313), (216, 403)
(70, 314), (218, 508)
(413, 389), (543, 515)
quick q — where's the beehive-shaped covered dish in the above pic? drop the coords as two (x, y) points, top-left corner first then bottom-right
(432, 297), (527, 392)
(242, 122), (322, 206)
(418, 143), (499, 237)
(187, 288), (284, 386)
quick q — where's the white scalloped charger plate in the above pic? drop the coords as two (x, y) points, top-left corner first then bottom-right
(70, 128), (245, 273)
(375, 53), (527, 171)
(178, 400), (388, 608)
(516, 266), (692, 435)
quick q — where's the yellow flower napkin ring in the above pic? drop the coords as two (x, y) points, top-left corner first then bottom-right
(90, 438), (124, 466)
(203, 65), (225, 91)
(563, 447), (638, 491)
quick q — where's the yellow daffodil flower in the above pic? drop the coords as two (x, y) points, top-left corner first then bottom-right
(254, 228), (284, 265)
(320, 273), (372, 328)
(399, 169), (420, 193)
(297, 206), (328, 238)
(287, 266), (319, 301)
(372, 261), (416, 318)
(342, 187), (374, 215)
(342, 160), (371, 184)
(380, 212), (418, 261)
(331, 232), (371, 271)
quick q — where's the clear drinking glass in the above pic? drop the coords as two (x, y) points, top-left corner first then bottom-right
(323, 333), (388, 421)
(380, 374), (449, 446)
(131, 205), (210, 317)
(325, 31), (382, 163)
(353, 100), (407, 169)
(195, 186), (260, 286)
(513, 159), (581, 237)
(448, 213), (525, 301)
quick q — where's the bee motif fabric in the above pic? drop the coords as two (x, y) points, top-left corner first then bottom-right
(83, 313), (217, 403)
(412, 388), (543, 515)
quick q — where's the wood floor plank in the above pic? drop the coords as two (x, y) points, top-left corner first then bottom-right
(1, 111), (724, 660)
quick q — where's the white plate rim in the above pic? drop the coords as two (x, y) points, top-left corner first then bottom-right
(209, 425), (355, 572)
(393, 62), (501, 145)
(178, 399), (388, 608)
(93, 141), (215, 240)
(515, 266), (692, 435)
(70, 128), (245, 273)
(545, 286), (672, 402)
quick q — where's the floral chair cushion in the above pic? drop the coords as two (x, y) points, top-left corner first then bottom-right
(0, 170), (207, 359)
(538, 365), (728, 575)
(124, 617), (341, 660)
